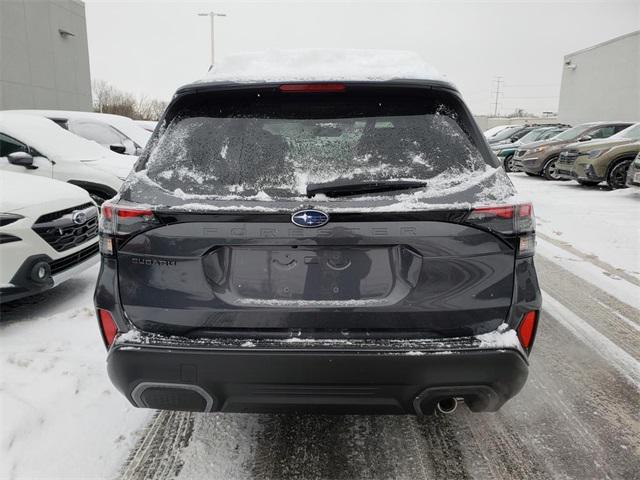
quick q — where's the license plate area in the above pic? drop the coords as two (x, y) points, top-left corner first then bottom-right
(204, 245), (422, 307)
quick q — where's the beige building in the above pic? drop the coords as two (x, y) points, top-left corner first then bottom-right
(0, 0), (92, 110)
(558, 30), (639, 125)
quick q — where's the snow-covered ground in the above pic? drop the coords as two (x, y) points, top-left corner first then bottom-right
(1, 170), (638, 479)
(0, 265), (151, 479)
(510, 173), (640, 283)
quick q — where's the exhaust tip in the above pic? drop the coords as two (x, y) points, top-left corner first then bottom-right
(436, 397), (458, 414)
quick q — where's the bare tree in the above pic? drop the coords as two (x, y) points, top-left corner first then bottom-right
(92, 80), (167, 120)
(506, 108), (535, 118)
(136, 95), (168, 121)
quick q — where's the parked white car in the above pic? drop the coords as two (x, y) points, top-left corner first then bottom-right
(6, 110), (151, 156)
(0, 171), (99, 303)
(484, 124), (516, 139)
(0, 113), (135, 203)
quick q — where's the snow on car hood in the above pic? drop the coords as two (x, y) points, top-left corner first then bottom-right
(198, 49), (449, 84)
(0, 171), (91, 213)
(82, 155), (136, 180)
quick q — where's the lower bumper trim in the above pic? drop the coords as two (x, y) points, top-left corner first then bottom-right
(107, 342), (529, 415)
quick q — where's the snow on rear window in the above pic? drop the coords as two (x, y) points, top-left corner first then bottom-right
(125, 88), (515, 210)
(142, 97), (490, 201)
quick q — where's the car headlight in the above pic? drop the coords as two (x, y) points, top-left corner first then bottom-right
(587, 148), (609, 159)
(0, 213), (24, 227)
(531, 146), (547, 153)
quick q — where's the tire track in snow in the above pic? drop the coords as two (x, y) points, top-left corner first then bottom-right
(536, 231), (640, 286)
(542, 291), (640, 385)
(120, 411), (194, 480)
(535, 254), (640, 359)
(249, 414), (440, 479)
(501, 310), (640, 479)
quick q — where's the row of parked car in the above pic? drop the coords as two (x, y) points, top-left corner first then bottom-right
(486, 121), (640, 189)
(0, 110), (156, 303)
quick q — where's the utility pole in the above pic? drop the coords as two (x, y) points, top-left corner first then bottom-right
(491, 76), (503, 117)
(197, 11), (227, 67)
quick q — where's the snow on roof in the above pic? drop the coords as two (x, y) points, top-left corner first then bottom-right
(0, 113), (108, 162)
(198, 49), (449, 85)
(0, 113), (136, 179)
(6, 109), (151, 147)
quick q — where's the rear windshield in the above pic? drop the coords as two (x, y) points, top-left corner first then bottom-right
(130, 87), (501, 204)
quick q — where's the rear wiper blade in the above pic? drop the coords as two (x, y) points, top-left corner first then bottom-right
(306, 180), (427, 198)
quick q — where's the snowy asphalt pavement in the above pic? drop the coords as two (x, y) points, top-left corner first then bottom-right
(1, 174), (639, 479)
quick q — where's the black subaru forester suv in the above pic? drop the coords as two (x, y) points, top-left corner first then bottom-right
(95, 70), (541, 415)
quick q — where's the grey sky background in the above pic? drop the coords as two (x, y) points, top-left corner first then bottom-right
(84, 0), (640, 116)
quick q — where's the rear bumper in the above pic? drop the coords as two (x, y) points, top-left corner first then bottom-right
(107, 332), (529, 415)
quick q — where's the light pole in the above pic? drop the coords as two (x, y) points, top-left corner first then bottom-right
(197, 11), (227, 67)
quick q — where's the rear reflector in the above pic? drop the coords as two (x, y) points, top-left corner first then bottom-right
(97, 309), (118, 348)
(279, 83), (346, 93)
(517, 311), (537, 350)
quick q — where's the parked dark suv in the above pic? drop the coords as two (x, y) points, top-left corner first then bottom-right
(95, 69), (541, 415)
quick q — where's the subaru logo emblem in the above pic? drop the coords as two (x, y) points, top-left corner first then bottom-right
(291, 209), (329, 228)
(71, 210), (87, 225)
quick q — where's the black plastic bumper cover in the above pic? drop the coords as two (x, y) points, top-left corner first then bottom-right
(107, 342), (529, 415)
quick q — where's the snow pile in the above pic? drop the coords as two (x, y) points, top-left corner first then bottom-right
(0, 266), (150, 478)
(475, 323), (520, 349)
(199, 49), (446, 84)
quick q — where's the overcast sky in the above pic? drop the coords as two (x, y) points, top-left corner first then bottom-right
(84, 0), (639, 116)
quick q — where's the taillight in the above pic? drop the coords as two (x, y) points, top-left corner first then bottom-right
(466, 202), (535, 256)
(99, 202), (159, 256)
(279, 83), (346, 93)
(517, 310), (538, 351)
(97, 309), (118, 348)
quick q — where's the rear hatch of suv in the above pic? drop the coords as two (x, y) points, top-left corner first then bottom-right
(105, 83), (532, 339)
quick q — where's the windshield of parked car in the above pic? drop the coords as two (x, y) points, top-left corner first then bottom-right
(135, 88), (496, 201)
(540, 128), (565, 140)
(553, 124), (593, 141)
(611, 123), (640, 140)
(518, 128), (550, 144)
(484, 125), (510, 137)
(489, 126), (522, 142)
